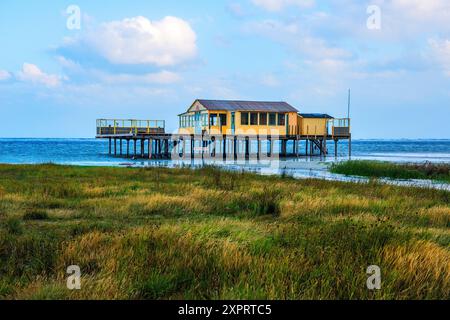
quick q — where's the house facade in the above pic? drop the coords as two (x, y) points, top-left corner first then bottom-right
(178, 99), (301, 136)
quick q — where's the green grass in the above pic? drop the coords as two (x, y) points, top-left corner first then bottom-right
(330, 160), (450, 183)
(0, 164), (448, 300)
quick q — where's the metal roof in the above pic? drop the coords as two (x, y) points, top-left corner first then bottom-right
(197, 99), (299, 112)
(299, 113), (334, 119)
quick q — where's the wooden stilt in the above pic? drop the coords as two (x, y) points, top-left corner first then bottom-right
(114, 138), (117, 156)
(334, 139), (338, 157)
(349, 134), (352, 158)
(148, 139), (152, 159)
(126, 139), (129, 158)
(223, 136), (227, 160)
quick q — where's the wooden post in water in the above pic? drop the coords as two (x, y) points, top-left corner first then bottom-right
(233, 136), (237, 160)
(108, 138), (111, 154)
(126, 139), (129, 158)
(148, 139), (152, 159)
(257, 136), (260, 160)
(222, 135), (227, 160)
(133, 139), (137, 158)
(119, 139), (122, 155)
(305, 139), (308, 156)
(114, 138), (117, 156)
(334, 139), (338, 157)
(349, 134), (352, 158)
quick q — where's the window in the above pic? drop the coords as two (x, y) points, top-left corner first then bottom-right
(202, 113), (208, 126)
(269, 113), (277, 126)
(278, 113), (286, 126)
(241, 112), (249, 125)
(219, 114), (227, 126)
(250, 112), (258, 125)
(259, 113), (267, 125)
(210, 114), (218, 126)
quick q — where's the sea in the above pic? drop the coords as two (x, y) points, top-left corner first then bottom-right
(0, 139), (449, 190)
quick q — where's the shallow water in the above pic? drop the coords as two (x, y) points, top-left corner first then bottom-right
(0, 138), (449, 190)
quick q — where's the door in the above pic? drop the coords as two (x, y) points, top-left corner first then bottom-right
(231, 112), (235, 135)
(194, 112), (202, 135)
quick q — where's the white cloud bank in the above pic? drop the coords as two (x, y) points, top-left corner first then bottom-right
(252, 0), (314, 12)
(16, 63), (62, 87)
(83, 16), (197, 66)
(429, 38), (450, 77)
(0, 70), (11, 81)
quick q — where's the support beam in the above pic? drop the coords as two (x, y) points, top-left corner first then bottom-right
(114, 138), (117, 156)
(148, 139), (152, 159)
(222, 136), (227, 160)
(349, 134), (352, 158)
(126, 139), (129, 158)
(334, 139), (338, 157)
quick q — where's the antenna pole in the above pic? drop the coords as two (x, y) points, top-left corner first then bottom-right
(347, 88), (351, 119)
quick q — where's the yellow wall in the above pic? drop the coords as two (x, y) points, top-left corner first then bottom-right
(299, 117), (328, 136)
(179, 111), (298, 136)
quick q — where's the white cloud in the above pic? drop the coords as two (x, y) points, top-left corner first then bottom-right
(370, 0), (450, 36)
(428, 38), (450, 77)
(83, 16), (197, 66)
(261, 74), (280, 87)
(96, 70), (181, 84)
(246, 19), (351, 60)
(252, 0), (314, 12)
(16, 63), (62, 87)
(0, 70), (11, 81)
(227, 3), (245, 17)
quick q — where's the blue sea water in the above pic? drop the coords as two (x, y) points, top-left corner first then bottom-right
(0, 138), (449, 165)
(0, 138), (449, 190)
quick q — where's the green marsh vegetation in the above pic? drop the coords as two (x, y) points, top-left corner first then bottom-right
(330, 160), (450, 183)
(0, 164), (448, 299)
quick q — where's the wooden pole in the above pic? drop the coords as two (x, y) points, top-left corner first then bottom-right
(233, 136), (237, 160)
(126, 139), (129, 158)
(222, 136), (226, 160)
(305, 139), (308, 156)
(349, 134), (352, 158)
(114, 138), (117, 156)
(134, 139), (137, 158)
(108, 138), (111, 154)
(148, 139), (152, 159)
(334, 139), (338, 157)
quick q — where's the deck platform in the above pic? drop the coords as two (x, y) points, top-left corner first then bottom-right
(95, 119), (351, 159)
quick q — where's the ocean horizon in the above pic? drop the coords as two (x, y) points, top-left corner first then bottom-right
(0, 138), (449, 166)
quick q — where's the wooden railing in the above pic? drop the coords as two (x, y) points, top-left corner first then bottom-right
(96, 119), (165, 136)
(328, 118), (350, 137)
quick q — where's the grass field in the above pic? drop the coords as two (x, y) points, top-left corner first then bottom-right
(330, 160), (450, 183)
(0, 164), (449, 300)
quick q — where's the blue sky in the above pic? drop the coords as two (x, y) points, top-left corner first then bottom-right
(0, 0), (449, 138)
